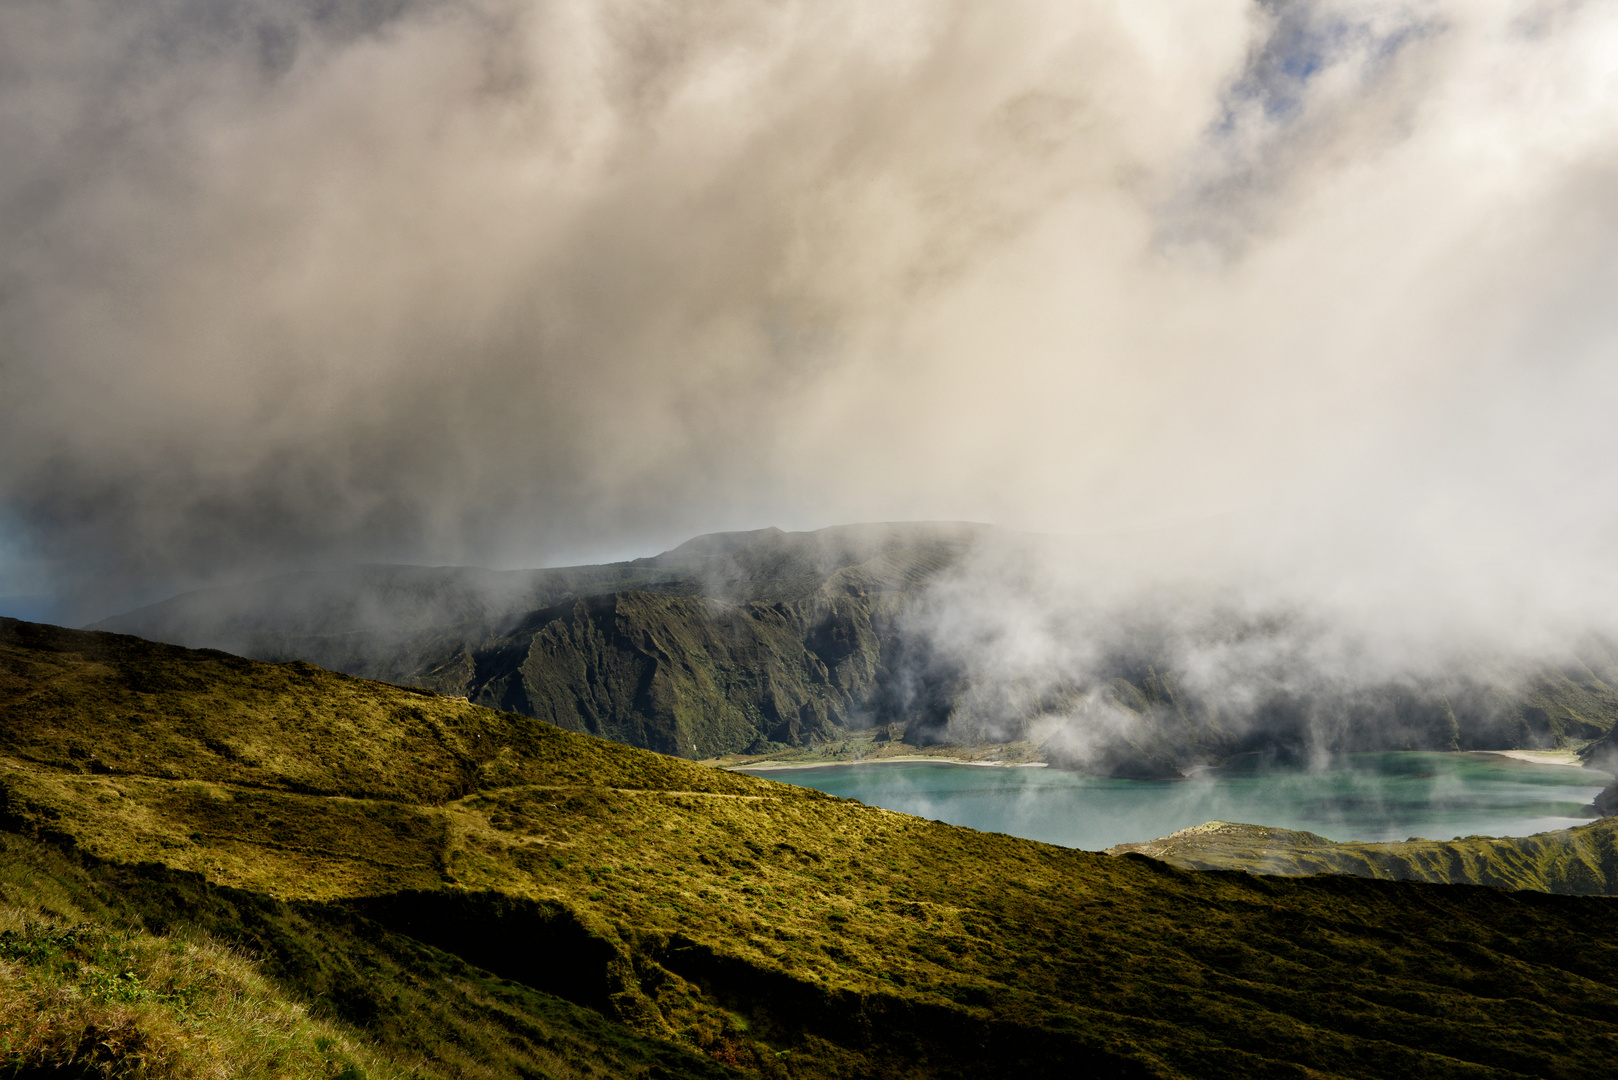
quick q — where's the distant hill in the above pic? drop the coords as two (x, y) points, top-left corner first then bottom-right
(1108, 817), (1618, 893)
(10, 615), (1618, 1077)
(90, 523), (1618, 774)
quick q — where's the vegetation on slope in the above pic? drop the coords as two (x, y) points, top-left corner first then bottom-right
(0, 830), (740, 1080)
(10, 616), (1618, 1077)
(0, 833), (415, 1080)
(1108, 818), (1618, 894)
(440, 590), (888, 756)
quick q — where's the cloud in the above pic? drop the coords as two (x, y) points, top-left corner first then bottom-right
(2, 0), (1617, 631)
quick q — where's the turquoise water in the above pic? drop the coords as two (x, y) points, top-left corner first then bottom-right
(741, 753), (1612, 851)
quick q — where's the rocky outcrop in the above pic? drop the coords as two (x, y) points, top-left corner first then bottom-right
(424, 590), (901, 756)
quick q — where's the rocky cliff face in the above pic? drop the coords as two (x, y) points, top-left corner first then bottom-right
(422, 591), (895, 754)
(90, 523), (988, 758)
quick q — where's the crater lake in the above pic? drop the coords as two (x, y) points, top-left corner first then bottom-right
(742, 752), (1612, 850)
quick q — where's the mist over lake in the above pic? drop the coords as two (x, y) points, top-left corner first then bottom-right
(746, 753), (1613, 851)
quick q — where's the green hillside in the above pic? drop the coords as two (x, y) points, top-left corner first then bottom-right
(1108, 818), (1618, 894)
(9, 616), (1618, 1077)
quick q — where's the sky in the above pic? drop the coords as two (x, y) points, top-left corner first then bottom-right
(3, 0), (1618, 628)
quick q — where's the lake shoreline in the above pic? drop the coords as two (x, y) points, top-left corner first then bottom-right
(739, 749), (1612, 852)
(1465, 749), (1605, 770)
(736, 756), (1050, 772)
(735, 748), (1607, 775)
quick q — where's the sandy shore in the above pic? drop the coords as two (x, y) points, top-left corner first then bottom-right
(1468, 749), (1589, 768)
(728, 748), (1601, 774)
(733, 756), (1049, 772)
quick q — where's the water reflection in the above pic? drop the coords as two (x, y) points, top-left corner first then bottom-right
(741, 752), (1613, 851)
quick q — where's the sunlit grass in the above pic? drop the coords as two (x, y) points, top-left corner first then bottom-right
(0, 905), (417, 1080)
(9, 616), (1618, 1078)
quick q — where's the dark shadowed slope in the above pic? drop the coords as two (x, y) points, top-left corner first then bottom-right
(9, 616), (1618, 1078)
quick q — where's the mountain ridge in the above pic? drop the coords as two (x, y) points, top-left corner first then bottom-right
(86, 523), (1618, 776)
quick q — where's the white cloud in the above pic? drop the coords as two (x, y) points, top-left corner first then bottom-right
(0, 0), (1615, 639)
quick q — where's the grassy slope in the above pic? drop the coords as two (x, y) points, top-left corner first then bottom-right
(0, 833), (739, 1080)
(1108, 819), (1618, 894)
(10, 618), (1618, 1077)
(0, 831), (418, 1080)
